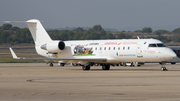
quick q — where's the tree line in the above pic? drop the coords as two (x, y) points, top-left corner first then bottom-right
(0, 24), (32, 44)
(1, 23), (180, 45)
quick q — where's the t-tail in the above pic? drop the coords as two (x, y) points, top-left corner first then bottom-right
(26, 19), (65, 56)
(26, 19), (52, 46)
(5, 19), (65, 56)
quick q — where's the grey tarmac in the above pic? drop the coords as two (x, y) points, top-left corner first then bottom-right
(0, 63), (180, 101)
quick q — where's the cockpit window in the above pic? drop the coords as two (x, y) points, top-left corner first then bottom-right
(148, 43), (166, 48)
(157, 44), (166, 47)
(148, 44), (157, 47)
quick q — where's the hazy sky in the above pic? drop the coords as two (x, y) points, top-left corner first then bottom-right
(1, 0), (180, 31)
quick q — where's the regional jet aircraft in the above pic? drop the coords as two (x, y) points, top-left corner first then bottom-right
(7, 19), (177, 71)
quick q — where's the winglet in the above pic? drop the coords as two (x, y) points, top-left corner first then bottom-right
(9, 47), (20, 59)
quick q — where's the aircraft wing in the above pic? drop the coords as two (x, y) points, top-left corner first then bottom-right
(9, 48), (107, 62)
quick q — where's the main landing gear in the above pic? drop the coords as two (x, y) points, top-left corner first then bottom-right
(161, 67), (167, 71)
(48, 62), (65, 67)
(82, 64), (111, 71)
(82, 65), (90, 70)
(49, 63), (53, 67)
(102, 64), (110, 70)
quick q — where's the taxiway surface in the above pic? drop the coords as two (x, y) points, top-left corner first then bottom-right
(0, 63), (180, 101)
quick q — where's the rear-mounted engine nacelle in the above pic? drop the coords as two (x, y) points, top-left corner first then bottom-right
(41, 41), (65, 53)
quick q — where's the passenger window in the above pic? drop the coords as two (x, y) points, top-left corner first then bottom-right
(104, 47), (106, 50)
(148, 44), (157, 47)
(100, 47), (102, 50)
(95, 47), (97, 50)
(114, 47), (115, 50)
(123, 47), (125, 50)
(128, 47), (130, 50)
(118, 47), (120, 50)
(109, 47), (111, 50)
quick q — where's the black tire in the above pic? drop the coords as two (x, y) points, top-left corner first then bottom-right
(82, 65), (90, 70)
(102, 64), (110, 70)
(161, 67), (166, 71)
(102, 65), (106, 70)
(50, 63), (53, 67)
(60, 63), (65, 67)
(106, 64), (110, 70)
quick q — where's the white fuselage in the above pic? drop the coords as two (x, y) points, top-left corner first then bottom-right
(36, 38), (176, 64)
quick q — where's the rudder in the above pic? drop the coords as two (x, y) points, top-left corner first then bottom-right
(26, 19), (52, 46)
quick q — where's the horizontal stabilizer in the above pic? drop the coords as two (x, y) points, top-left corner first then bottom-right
(4, 21), (36, 24)
(5, 19), (52, 46)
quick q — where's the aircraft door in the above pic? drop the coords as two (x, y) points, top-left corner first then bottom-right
(137, 44), (143, 57)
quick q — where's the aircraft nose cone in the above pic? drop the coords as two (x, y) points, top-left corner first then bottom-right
(163, 48), (177, 61)
(170, 52), (177, 59)
(166, 50), (177, 60)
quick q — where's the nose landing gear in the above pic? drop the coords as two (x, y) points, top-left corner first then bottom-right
(161, 62), (168, 71)
(161, 67), (167, 71)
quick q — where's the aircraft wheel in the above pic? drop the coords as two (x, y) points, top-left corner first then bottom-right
(82, 65), (90, 70)
(160, 62), (167, 71)
(102, 65), (106, 70)
(60, 63), (65, 67)
(102, 64), (110, 70)
(161, 67), (167, 71)
(49, 63), (53, 67)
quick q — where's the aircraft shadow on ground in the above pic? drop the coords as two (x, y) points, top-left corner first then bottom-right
(70, 68), (177, 71)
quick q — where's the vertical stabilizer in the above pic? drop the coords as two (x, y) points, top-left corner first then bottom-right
(26, 19), (52, 46)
